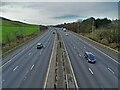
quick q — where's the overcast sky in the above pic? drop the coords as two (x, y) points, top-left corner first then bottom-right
(0, 1), (119, 25)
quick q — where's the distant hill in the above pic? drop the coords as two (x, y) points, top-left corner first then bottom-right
(1, 17), (32, 27)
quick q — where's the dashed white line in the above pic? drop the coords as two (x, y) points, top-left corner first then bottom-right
(13, 66), (18, 71)
(28, 52), (31, 55)
(1, 31), (49, 68)
(108, 68), (114, 74)
(79, 54), (82, 57)
(31, 65), (34, 70)
(74, 46), (76, 49)
(71, 33), (120, 64)
(89, 68), (94, 74)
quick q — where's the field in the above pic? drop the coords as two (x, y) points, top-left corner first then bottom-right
(1, 18), (39, 44)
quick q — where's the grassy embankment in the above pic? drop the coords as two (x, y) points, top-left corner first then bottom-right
(82, 29), (119, 51)
(1, 17), (43, 56)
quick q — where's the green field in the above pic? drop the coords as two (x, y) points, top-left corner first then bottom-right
(1, 18), (39, 44)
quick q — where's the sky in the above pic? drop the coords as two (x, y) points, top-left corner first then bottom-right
(0, 1), (119, 25)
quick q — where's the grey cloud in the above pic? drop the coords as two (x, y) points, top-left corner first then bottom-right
(0, 2), (118, 25)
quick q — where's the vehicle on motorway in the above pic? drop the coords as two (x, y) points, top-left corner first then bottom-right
(37, 43), (43, 49)
(65, 33), (68, 36)
(84, 52), (96, 63)
(63, 28), (66, 32)
(53, 32), (55, 34)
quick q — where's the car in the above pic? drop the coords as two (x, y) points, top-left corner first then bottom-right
(84, 52), (96, 63)
(37, 43), (43, 49)
(63, 28), (66, 32)
(65, 33), (68, 36)
(53, 32), (55, 34)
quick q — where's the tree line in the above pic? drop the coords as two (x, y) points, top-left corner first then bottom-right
(55, 17), (120, 49)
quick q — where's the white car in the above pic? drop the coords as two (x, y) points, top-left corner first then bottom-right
(65, 33), (68, 36)
(37, 43), (43, 49)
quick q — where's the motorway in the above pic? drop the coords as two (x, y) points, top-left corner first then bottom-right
(58, 29), (119, 88)
(2, 30), (55, 88)
(1, 28), (119, 88)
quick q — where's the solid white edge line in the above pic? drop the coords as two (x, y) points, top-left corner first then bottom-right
(1, 31), (49, 68)
(71, 32), (120, 64)
(61, 33), (79, 88)
(1, 50), (25, 68)
(89, 68), (94, 74)
(43, 34), (56, 88)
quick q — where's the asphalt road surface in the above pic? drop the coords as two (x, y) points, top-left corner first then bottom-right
(1, 28), (119, 89)
(2, 30), (55, 88)
(58, 29), (118, 88)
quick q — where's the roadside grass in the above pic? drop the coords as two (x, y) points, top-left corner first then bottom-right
(1, 17), (45, 56)
(83, 29), (119, 51)
(2, 22), (39, 44)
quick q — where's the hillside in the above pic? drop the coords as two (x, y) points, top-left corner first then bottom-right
(1, 17), (39, 44)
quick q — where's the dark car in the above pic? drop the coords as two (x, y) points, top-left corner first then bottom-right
(37, 43), (43, 49)
(84, 52), (96, 63)
(53, 32), (55, 34)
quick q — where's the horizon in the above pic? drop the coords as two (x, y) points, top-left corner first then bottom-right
(1, 2), (118, 25)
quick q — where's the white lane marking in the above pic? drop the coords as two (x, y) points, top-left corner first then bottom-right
(28, 52), (31, 55)
(62, 34), (79, 88)
(74, 46), (76, 49)
(31, 65), (34, 70)
(71, 33), (120, 64)
(13, 66), (18, 71)
(89, 68), (94, 74)
(44, 34), (56, 88)
(92, 46), (120, 64)
(108, 68), (114, 74)
(1, 50), (25, 68)
(1, 32), (49, 68)
(84, 46), (86, 49)
(79, 54), (82, 57)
